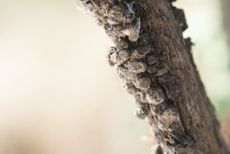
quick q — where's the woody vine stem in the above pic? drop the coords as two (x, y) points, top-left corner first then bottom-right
(79, 0), (228, 153)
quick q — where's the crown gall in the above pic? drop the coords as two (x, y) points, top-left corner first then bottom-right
(134, 88), (148, 103)
(156, 66), (169, 77)
(80, 0), (194, 149)
(124, 82), (139, 95)
(147, 65), (158, 74)
(158, 108), (180, 130)
(146, 88), (165, 105)
(124, 2), (136, 23)
(138, 32), (152, 45)
(147, 55), (158, 65)
(135, 99), (149, 119)
(151, 144), (163, 154)
(122, 18), (141, 42)
(135, 92), (147, 103)
(108, 5), (124, 23)
(81, 0), (95, 12)
(108, 47), (130, 65)
(150, 101), (169, 115)
(117, 65), (137, 81)
(117, 49), (130, 63)
(113, 37), (129, 49)
(135, 106), (149, 119)
(126, 61), (147, 73)
(132, 76), (151, 90)
(155, 107), (188, 144)
(107, 47), (118, 66)
(147, 64), (169, 77)
(131, 45), (152, 59)
(108, 1), (136, 24)
(105, 24), (127, 38)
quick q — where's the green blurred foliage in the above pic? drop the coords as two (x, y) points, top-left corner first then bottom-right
(176, 0), (230, 118)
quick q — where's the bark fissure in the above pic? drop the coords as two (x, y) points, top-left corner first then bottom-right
(79, 0), (228, 153)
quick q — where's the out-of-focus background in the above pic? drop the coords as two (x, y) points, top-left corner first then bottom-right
(0, 0), (229, 154)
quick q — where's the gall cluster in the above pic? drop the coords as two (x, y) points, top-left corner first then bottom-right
(81, 0), (192, 146)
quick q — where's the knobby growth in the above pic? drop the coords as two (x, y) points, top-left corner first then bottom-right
(79, 0), (228, 153)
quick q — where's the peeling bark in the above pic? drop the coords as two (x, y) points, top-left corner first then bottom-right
(79, 0), (228, 153)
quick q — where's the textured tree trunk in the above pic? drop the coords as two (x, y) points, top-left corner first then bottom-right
(80, 0), (228, 153)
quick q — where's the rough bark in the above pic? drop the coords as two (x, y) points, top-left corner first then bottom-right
(79, 0), (228, 153)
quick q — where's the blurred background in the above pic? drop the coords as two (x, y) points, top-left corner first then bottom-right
(0, 0), (229, 153)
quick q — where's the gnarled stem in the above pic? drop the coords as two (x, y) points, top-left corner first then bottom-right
(80, 0), (228, 153)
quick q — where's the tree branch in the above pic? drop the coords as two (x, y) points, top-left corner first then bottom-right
(79, 0), (228, 153)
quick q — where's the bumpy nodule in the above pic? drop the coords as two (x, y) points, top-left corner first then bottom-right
(81, 0), (192, 150)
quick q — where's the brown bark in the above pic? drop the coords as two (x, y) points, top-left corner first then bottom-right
(80, 0), (228, 153)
